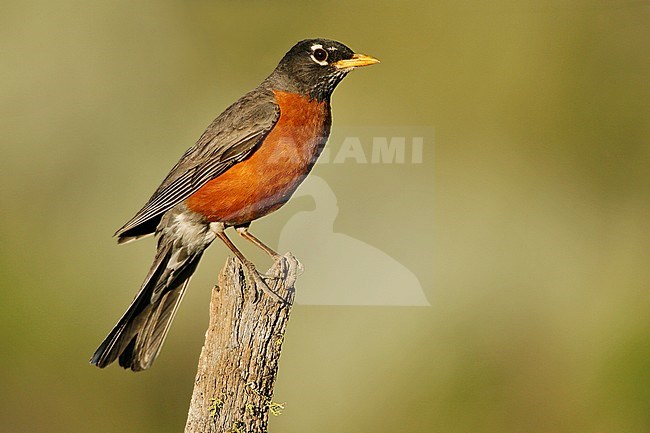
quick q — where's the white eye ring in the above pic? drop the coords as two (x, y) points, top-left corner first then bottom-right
(310, 45), (328, 65)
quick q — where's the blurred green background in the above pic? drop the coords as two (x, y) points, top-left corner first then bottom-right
(1, 1), (649, 432)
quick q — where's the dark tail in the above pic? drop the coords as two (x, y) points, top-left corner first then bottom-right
(90, 237), (206, 371)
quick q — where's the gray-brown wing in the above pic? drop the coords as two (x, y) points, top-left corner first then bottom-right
(115, 88), (279, 240)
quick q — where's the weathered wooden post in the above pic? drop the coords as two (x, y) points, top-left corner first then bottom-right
(185, 254), (301, 433)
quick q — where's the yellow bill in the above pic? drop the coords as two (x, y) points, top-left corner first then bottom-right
(333, 53), (380, 70)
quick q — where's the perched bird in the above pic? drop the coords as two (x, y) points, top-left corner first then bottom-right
(90, 38), (379, 371)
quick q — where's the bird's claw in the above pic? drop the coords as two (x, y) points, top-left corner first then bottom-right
(239, 259), (288, 304)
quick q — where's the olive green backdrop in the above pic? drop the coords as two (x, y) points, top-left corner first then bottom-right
(1, 1), (648, 432)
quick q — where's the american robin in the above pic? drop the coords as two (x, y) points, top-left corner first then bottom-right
(90, 38), (379, 371)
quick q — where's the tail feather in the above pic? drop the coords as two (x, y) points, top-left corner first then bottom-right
(117, 277), (192, 371)
(91, 240), (204, 371)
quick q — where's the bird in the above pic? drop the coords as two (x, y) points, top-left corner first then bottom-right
(90, 38), (379, 371)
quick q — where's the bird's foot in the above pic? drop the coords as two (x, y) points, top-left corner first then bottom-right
(262, 254), (285, 280)
(240, 259), (288, 304)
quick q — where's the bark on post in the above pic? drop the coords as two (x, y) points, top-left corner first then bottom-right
(185, 253), (301, 433)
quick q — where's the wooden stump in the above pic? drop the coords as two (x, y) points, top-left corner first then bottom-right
(185, 253), (302, 433)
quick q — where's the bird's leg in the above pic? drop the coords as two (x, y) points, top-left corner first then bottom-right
(235, 225), (281, 259)
(210, 223), (286, 304)
(235, 225), (284, 280)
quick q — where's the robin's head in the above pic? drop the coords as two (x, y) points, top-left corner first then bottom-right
(268, 38), (379, 102)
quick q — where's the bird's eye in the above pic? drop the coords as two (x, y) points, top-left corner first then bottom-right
(312, 48), (328, 63)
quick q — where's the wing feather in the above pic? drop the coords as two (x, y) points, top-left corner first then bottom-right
(115, 88), (279, 239)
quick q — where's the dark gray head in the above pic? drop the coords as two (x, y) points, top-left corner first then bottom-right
(267, 38), (379, 102)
